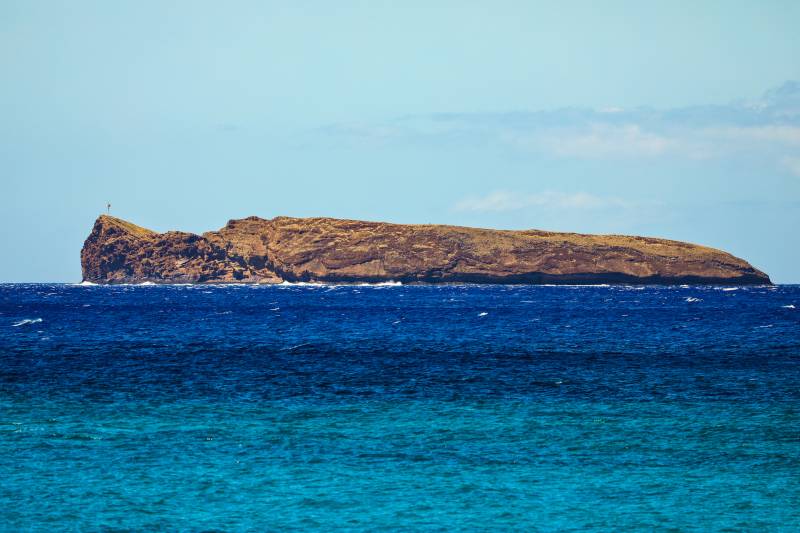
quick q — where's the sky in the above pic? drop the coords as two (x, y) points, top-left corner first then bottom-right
(2, 1), (799, 283)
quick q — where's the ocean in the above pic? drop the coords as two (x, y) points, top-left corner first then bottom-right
(1, 283), (798, 531)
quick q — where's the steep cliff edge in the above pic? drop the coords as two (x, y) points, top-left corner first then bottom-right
(81, 215), (770, 285)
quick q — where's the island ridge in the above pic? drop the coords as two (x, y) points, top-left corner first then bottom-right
(80, 215), (770, 285)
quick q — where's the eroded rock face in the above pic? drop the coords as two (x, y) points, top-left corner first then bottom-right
(81, 215), (770, 285)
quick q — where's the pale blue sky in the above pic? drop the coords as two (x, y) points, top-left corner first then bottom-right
(2, 1), (799, 282)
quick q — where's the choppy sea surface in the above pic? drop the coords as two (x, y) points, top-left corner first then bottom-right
(1, 283), (798, 531)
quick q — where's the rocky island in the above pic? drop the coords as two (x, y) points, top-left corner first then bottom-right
(81, 215), (770, 285)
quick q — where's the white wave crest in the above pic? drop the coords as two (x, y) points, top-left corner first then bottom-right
(12, 318), (43, 327)
(279, 280), (402, 287)
(540, 284), (611, 288)
(279, 281), (324, 287)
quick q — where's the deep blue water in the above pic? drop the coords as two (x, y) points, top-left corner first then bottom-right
(1, 283), (798, 531)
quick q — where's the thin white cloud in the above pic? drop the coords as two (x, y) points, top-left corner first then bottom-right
(538, 124), (673, 158)
(322, 81), (800, 165)
(703, 125), (800, 146)
(454, 190), (629, 212)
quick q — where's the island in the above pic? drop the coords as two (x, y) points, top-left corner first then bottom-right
(81, 215), (770, 285)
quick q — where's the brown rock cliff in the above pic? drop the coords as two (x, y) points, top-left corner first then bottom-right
(81, 215), (770, 285)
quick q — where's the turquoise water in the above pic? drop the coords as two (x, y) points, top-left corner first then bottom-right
(1, 284), (798, 530)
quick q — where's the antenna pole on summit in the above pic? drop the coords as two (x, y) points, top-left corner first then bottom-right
(107, 203), (111, 214)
